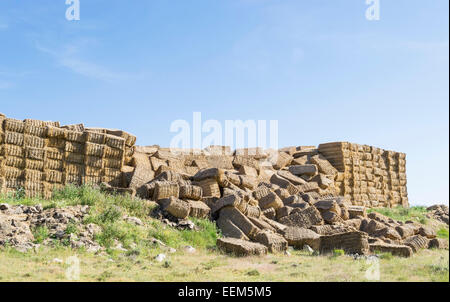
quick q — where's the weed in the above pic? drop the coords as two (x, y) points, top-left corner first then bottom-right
(247, 269), (260, 276)
(32, 226), (49, 244)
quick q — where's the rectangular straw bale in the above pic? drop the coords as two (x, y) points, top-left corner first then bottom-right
(46, 126), (66, 138)
(24, 123), (47, 137)
(105, 129), (136, 147)
(153, 182), (179, 200)
(25, 147), (45, 161)
(83, 175), (103, 185)
(85, 142), (105, 157)
(104, 146), (124, 159)
(65, 130), (86, 143)
(47, 137), (66, 149)
(4, 118), (25, 133)
(179, 185), (203, 201)
(46, 148), (64, 161)
(4, 131), (24, 146)
(24, 135), (45, 148)
(85, 131), (106, 144)
(65, 152), (85, 165)
(64, 163), (85, 175)
(85, 166), (103, 177)
(5, 178), (25, 189)
(85, 156), (104, 169)
(1, 166), (24, 179)
(194, 178), (221, 198)
(2, 144), (24, 157)
(104, 157), (122, 169)
(105, 134), (126, 150)
(45, 170), (64, 183)
(65, 141), (85, 153)
(3, 156), (25, 169)
(25, 159), (44, 171)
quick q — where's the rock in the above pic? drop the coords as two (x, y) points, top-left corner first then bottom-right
(184, 246), (196, 254)
(112, 242), (128, 252)
(303, 244), (314, 253)
(150, 237), (167, 247)
(0, 203), (10, 211)
(155, 254), (167, 262)
(177, 219), (196, 230)
(217, 238), (268, 257)
(85, 223), (102, 236)
(53, 258), (63, 264)
(124, 216), (144, 226)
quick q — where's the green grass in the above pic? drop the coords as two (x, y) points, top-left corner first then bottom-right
(332, 249), (345, 257)
(32, 226), (50, 244)
(0, 246), (447, 282)
(1, 185), (449, 282)
(1, 185), (220, 257)
(368, 206), (429, 224)
(437, 228), (449, 239)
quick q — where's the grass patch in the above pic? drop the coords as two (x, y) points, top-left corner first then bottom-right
(437, 228), (449, 239)
(368, 206), (429, 224)
(147, 218), (220, 250)
(332, 249), (345, 257)
(247, 269), (260, 276)
(32, 226), (50, 244)
(377, 252), (393, 260)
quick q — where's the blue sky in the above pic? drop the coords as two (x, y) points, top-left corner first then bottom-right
(0, 0), (448, 206)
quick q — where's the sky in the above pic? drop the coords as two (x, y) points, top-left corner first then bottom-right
(0, 0), (448, 206)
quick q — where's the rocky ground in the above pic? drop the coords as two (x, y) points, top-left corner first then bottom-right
(0, 187), (448, 282)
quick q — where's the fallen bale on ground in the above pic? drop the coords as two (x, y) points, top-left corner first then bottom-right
(282, 227), (320, 250)
(217, 238), (268, 257)
(319, 231), (370, 255)
(255, 230), (288, 253)
(369, 243), (414, 257)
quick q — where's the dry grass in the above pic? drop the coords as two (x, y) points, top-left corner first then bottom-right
(1, 186), (448, 282)
(0, 246), (448, 282)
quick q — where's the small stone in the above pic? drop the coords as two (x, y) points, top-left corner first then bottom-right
(124, 216), (143, 226)
(155, 254), (166, 262)
(184, 246), (196, 254)
(303, 245), (314, 253)
(53, 258), (63, 264)
(150, 237), (167, 247)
